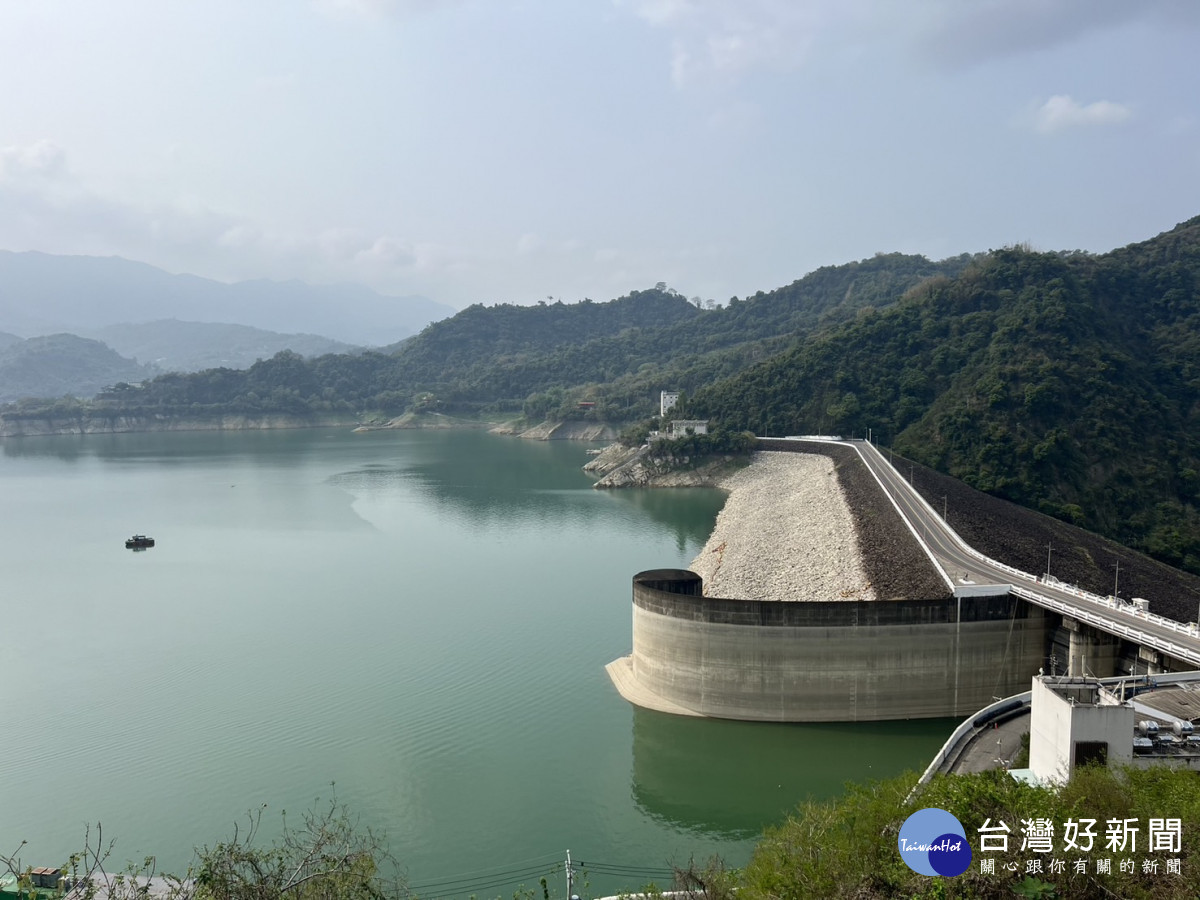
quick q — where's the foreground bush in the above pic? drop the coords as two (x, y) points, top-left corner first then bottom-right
(741, 767), (1200, 900)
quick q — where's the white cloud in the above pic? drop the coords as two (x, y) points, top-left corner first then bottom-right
(353, 236), (422, 268)
(619, 0), (829, 85)
(1034, 94), (1132, 133)
(0, 139), (68, 181)
(629, 0), (695, 27)
(0, 140), (466, 295)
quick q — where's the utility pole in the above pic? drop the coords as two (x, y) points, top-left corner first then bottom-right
(942, 495), (947, 522)
(1112, 561), (1120, 599)
(566, 851), (577, 900)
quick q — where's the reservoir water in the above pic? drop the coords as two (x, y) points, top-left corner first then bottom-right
(1, 428), (954, 897)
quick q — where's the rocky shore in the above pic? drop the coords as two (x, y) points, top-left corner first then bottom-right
(583, 441), (747, 487)
(687, 451), (877, 602)
(586, 441), (948, 601)
(0, 412), (350, 437)
(491, 419), (619, 441)
(355, 414), (619, 441)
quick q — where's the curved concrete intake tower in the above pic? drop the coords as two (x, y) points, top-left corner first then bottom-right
(606, 568), (1051, 722)
(605, 442), (1057, 722)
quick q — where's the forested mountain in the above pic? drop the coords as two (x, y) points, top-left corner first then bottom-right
(87, 319), (359, 373)
(4, 216), (1200, 570)
(0, 334), (153, 404)
(7, 254), (964, 423)
(374, 254), (972, 415)
(690, 216), (1200, 570)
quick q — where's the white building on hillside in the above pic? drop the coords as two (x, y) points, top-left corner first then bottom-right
(660, 391), (679, 417)
(668, 419), (708, 436)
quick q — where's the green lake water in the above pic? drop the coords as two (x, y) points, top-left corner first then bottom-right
(0, 428), (955, 897)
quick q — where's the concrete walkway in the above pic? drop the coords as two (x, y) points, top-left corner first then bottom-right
(947, 711), (1031, 775)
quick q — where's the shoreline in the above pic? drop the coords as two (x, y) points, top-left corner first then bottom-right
(0, 411), (621, 441)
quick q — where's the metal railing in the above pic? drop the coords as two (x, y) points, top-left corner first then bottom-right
(796, 437), (1200, 667)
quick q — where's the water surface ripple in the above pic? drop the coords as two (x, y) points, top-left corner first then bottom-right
(0, 429), (954, 898)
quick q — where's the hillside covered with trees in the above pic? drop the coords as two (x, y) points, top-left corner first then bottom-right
(0, 333), (154, 404)
(3, 216), (1200, 571)
(691, 218), (1200, 572)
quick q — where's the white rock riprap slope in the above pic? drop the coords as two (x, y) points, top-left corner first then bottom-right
(688, 451), (876, 602)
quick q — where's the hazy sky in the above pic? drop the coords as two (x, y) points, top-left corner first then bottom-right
(1, 0), (1197, 309)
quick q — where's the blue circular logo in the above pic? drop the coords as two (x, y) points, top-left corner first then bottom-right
(898, 808), (972, 877)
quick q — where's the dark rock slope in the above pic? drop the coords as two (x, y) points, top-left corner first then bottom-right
(760, 439), (1200, 623)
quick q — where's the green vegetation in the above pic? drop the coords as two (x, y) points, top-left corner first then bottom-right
(740, 766), (1200, 900)
(3, 260), (963, 426)
(9, 767), (1199, 900)
(2, 798), (404, 900)
(5, 217), (1200, 571)
(691, 220), (1200, 572)
(0, 334), (152, 404)
(652, 428), (758, 459)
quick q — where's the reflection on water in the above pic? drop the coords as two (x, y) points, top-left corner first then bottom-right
(0, 425), (953, 893)
(600, 487), (729, 556)
(630, 707), (957, 839)
(1, 428), (725, 551)
(329, 430), (727, 544)
(0, 425), (363, 465)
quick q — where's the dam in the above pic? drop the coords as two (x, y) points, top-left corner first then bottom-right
(607, 439), (1200, 722)
(607, 569), (1050, 721)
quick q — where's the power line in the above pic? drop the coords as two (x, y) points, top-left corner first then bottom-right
(575, 861), (675, 878)
(408, 854), (675, 898)
(408, 851), (562, 888)
(409, 861), (560, 893)
(576, 867), (673, 877)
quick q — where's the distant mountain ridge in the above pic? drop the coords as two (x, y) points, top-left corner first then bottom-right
(0, 321), (360, 403)
(0, 333), (153, 404)
(0, 250), (455, 346)
(4, 215), (1200, 573)
(86, 319), (359, 373)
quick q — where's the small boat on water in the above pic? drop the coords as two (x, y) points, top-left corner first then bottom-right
(125, 534), (155, 549)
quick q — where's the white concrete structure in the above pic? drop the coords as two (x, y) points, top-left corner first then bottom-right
(668, 419), (708, 436)
(1029, 676), (1134, 785)
(610, 570), (1050, 722)
(659, 391), (679, 417)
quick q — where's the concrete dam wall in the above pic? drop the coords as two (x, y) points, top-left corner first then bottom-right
(609, 569), (1053, 722)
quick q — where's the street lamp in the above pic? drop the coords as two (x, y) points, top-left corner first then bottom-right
(1045, 542), (1052, 581)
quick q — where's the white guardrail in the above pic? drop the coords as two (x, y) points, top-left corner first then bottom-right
(916, 669), (1200, 786)
(788, 438), (1200, 668)
(942, 506), (1200, 667)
